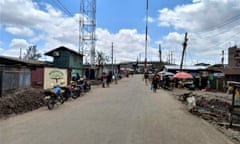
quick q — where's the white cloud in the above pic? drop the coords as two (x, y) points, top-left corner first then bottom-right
(0, 0), (51, 27)
(95, 28), (158, 63)
(148, 17), (155, 23)
(157, 0), (240, 65)
(192, 0), (201, 3)
(1, 0), (80, 56)
(6, 26), (34, 37)
(9, 39), (29, 49)
(2, 39), (30, 57)
(158, 0), (240, 32)
(2, 0), (240, 66)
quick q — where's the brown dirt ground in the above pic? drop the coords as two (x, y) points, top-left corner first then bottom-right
(0, 87), (45, 119)
(171, 88), (240, 143)
(0, 80), (101, 119)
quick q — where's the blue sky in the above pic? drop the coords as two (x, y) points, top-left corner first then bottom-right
(1, 0), (240, 65)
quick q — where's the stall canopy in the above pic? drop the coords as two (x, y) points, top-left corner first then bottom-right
(173, 72), (193, 79)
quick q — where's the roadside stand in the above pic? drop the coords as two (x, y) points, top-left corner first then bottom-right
(228, 81), (240, 128)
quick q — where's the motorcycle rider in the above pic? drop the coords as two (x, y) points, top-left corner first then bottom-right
(53, 85), (61, 95)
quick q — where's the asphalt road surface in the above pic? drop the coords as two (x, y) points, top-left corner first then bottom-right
(0, 75), (234, 144)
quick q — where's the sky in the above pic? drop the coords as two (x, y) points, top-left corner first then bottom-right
(1, 0), (240, 65)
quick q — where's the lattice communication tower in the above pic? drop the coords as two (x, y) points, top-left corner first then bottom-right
(79, 0), (96, 65)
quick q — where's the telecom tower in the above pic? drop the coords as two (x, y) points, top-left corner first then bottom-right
(80, 0), (96, 66)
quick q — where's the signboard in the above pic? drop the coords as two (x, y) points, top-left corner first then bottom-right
(214, 72), (225, 78)
(44, 67), (67, 89)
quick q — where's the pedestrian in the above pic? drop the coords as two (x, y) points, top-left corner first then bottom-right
(114, 72), (118, 84)
(106, 73), (111, 87)
(152, 74), (158, 92)
(102, 72), (107, 88)
(144, 72), (149, 85)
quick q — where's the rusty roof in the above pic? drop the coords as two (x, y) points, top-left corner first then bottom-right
(0, 55), (51, 67)
(207, 67), (240, 75)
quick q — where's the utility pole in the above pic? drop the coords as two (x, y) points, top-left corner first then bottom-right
(19, 48), (22, 59)
(111, 42), (114, 73)
(180, 32), (188, 71)
(144, 0), (148, 72)
(221, 50), (224, 67)
(159, 44), (162, 63)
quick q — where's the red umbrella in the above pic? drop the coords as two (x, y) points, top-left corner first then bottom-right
(173, 72), (193, 79)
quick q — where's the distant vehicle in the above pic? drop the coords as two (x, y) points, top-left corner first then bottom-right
(148, 71), (154, 79)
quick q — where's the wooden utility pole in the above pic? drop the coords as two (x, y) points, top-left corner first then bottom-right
(144, 0), (148, 72)
(221, 50), (224, 67)
(111, 42), (114, 73)
(159, 44), (162, 63)
(180, 32), (188, 71)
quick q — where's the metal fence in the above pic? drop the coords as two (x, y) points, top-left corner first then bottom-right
(0, 66), (31, 97)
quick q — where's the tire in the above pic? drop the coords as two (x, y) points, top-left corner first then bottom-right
(47, 100), (54, 110)
(72, 90), (80, 99)
(58, 96), (64, 104)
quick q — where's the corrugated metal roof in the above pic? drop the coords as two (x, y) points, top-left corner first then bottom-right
(0, 55), (47, 66)
(219, 68), (240, 75)
(164, 65), (208, 70)
(45, 46), (83, 57)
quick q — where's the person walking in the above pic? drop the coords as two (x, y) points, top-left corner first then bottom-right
(106, 73), (111, 87)
(152, 74), (159, 93)
(144, 72), (149, 85)
(114, 72), (118, 84)
(102, 72), (107, 88)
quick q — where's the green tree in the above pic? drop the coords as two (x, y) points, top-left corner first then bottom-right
(24, 45), (41, 60)
(95, 51), (109, 79)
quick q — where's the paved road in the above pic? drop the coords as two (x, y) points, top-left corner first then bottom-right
(0, 75), (234, 144)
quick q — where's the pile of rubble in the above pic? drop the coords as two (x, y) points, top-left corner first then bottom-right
(0, 88), (45, 119)
(172, 89), (232, 122)
(171, 89), (240, 143)
(194, 94), (232, 122)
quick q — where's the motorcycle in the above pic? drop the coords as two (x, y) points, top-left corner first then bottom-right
(82, 79), (91, 92)
(70, 81), (81, 98)
(77, 79), (91, 93)
(43, 89), (64, 110)
(59, 86), (74, 101)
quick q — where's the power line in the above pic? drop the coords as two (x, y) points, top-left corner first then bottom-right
(51, 0), (74, 17)
(192, 14), (240, 39)
(197, 14), (240, 34)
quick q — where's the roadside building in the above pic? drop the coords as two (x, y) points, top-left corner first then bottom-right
(0, 56), (46, 97)
(44, 46), (84, 81)
(0, 46), (84, 97)
(228, 45), (240, 67)
(207, 66), (240, 92)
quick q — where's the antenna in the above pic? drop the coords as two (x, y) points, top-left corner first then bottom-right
(80, 0), (96, 66)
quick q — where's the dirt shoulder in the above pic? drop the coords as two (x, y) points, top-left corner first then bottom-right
(0, 87), (45, 119)
(169, 88), (240, 143)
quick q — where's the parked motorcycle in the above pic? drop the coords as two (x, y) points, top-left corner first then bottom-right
(77, 79), (91, 93)
(43, 89), (64, 110)
(70, 81), (81, 98)
(59, 86), (74, 101)
(82, 79), (91, 92)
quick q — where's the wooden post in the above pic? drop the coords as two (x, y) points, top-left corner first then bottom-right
(180, 32), (188, 71)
